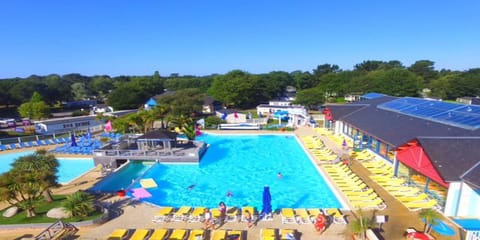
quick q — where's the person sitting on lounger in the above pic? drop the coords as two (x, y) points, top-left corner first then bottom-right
(314, 212), (327, 234)
(204, 208), (215, 230)
(244, 210), (254, 228)
(218, 201), (227, 225)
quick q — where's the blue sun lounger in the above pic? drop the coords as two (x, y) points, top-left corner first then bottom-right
(0, 145), (7, 151)
(9, 143), (18, 150)
(19, 142), (29, 148)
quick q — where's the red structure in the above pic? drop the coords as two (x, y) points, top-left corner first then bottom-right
(396, 140), (449, 187)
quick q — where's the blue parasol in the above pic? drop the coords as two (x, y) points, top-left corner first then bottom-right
(70, 133), (77, 147)
(87, 128), (92, 139)
(262, 186), (272, 219)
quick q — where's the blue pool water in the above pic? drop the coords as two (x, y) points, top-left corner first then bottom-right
(0, 151), (94, 183)
(92, 134), (343, 210)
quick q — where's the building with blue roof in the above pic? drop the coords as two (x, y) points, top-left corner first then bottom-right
(324, 94), (480, 227)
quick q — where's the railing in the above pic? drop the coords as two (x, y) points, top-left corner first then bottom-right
(34, 220), (78, 240)
(93, 149), (198, 158)
(0, 125), (104, 145)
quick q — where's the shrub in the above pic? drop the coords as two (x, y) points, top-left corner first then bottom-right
(61, 191), (95, 217)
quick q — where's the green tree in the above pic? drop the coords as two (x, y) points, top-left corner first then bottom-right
(107, 81), (148, 110)
(205, 116), (223, 128)
(291, 70), (314, 90)
(61, 191), (95, 218)
(71, 82), (89, 101)
(90, 76), (113, 98)
(0, 150), (59, 217)
(17, 92), (50, 120)
(409, 60), (438, 84)
(151, 105), (170, 129)
(294, 87), (325, 108)
(45, 74), (72, 105)
(418, 208), (441, 234)
(446, 68), (480, 99)
(313, 64), (341, 78)
(157, 88), (205, 117)
(354, 60), (386, 72)
(208, 70), (260, 108)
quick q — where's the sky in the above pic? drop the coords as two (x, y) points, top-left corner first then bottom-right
(1, 1), (479, 78)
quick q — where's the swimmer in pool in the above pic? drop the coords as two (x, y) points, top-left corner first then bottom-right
(187, 184), (196, 190)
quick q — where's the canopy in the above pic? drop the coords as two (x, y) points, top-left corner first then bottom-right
(273, 110), (289, 121)
(396, 140), (449, 187)
(262, 186), (272, 217)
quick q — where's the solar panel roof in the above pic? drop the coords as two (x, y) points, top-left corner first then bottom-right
(378, 97), (480, 130)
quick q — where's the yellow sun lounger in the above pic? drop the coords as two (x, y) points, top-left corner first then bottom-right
(294, 208), (311, 224)
(226, 207), (239, 222)
(149, 229), (169, 240)
(347, 193), (379, 201)
(152, 207), (174, 223)
(168, 229), (187, 240)
(108, 228), (131, 239)
(187, 229), (205, 240)
(227, 230), (244, 240)
(241, 206), (256, 222)
(280, 229), (296, 240)
(403, 199), (438, 210)
(261, 228), (278, 240)
(343, 188), (375, 195)
(211, 230), (227, 240)
(281, 208), (296, 224)
(325, 208), (347, 224)
(396, 193), (429, 202)
(188, 207), (205, 222)
(172, 206), (192, 222)
(350, 198), (387, 210)
(140, 178), (158, 188)
(129, 229), (151, 240)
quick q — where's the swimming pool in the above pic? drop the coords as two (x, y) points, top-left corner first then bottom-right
(0, 151), (95, 184)
(91, 134), (344, 210)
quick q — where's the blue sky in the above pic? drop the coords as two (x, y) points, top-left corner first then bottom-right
(1, 1), (479, 78)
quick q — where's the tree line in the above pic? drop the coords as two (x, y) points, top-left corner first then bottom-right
(1, 60), (479, 113)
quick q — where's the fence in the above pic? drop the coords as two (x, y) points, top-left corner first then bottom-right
(0, 125), (104, 145)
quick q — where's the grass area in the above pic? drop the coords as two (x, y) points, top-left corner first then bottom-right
(0, 195), (103, 224)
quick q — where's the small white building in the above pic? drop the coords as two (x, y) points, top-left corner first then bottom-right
(256, 101), (309, 127)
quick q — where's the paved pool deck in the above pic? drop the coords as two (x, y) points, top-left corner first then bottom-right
(0, 127), (462, 239)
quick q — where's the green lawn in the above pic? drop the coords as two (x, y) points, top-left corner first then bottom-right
(0, 195), (103, 224)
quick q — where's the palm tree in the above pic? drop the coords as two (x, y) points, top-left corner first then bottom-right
(152, 105), (169, 129)
(61, 191), (95, 218)
(0, 150), (59, 217)
(419, 208), (441, 234)
(349, 209), (373, 240)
